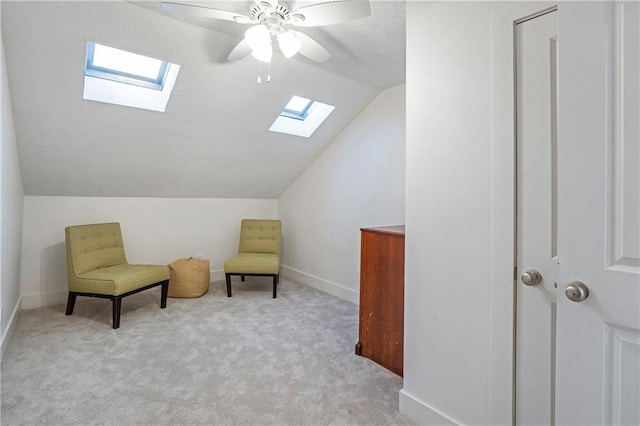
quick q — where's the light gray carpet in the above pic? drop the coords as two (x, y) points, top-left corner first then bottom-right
(1, 278), (414, 425)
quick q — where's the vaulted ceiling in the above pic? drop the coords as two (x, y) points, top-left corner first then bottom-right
(1, 1), (405, 198)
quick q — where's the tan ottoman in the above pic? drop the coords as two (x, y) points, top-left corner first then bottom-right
(168, 257), (210, 298)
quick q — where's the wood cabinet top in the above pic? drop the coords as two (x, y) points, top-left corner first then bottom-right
(361, 225), (405, 236)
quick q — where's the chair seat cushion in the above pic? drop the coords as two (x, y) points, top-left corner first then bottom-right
(69, 264), (169, 296)
(224, 253), (280, 275)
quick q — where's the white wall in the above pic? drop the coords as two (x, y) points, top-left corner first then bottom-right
(20, 197), (277, 308)
(402, 2), (553, 424)
(1, 35), (25, 358)
(278, 85), (405, 303)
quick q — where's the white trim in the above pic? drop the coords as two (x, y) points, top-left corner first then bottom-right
(399, 389), (459, 425)
(211, 269), (225, 283)
(18, 267), (356, 308)
(281, 265), (359, 305)
(21, 289), (67, 310)
(489, 4), (557, 424)
(489, 9), (518, 425)
(1, 297), (22, 360)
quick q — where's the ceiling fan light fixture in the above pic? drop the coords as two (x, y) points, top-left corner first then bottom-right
(251, 43), (273, 63)
(277, 30), (301, 58)
(244, 24), (271, 51)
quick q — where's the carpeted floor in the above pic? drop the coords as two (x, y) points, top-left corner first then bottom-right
(1, 278), (414, 425)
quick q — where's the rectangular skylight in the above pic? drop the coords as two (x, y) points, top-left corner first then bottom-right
(83, 42), (180, 112)
(280, 96), (314, 120)
(270, 96), (334, 138)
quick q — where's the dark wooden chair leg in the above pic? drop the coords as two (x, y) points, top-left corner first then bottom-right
(226, 273), (232, 297)
(272, 275), (277, 298)
(65, 293), (77, 315)
(241, 275), (245, 282)
(112, 297), (122, 329)
(160, 280), (168, 308)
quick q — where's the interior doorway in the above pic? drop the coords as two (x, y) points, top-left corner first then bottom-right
(514, 7), (558, 425)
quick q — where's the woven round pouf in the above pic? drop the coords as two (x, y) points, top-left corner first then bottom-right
(168, 257), (210, 298)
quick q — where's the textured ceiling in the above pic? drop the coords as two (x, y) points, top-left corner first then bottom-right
(1, 1), (405, 198)
(130, 0), (407, 90)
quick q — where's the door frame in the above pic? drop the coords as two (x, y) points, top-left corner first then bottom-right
(512, 5), (559, 424)
(487, 3), (557, 424)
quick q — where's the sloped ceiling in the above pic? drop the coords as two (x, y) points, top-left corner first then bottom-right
(1, 1), (405, 198)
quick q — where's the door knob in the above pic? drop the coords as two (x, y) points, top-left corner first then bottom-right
(521, 269), (542, 286)
(565, 281), (589, 302)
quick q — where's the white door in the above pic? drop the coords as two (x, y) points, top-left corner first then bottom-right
(556, 2), (640, 425)
(515, 9), (559, 425)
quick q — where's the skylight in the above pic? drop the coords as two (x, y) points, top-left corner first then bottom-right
(83, 42), (180, 112)
(270, 96), (334, 138)
(280, 96), (314, 120)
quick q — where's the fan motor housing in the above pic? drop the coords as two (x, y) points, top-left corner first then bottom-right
(251, 1), (291, 23)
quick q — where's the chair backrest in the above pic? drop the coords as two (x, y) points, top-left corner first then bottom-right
(65, 222), (128, 276)
(238, 219), (281, 255)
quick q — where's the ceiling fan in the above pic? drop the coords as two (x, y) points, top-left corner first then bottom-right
(160, 0), (371, 64)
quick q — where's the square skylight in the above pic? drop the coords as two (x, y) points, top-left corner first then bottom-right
(83, 42), (180, 112)
(280, 96), (314, 120)
(269, 96), (335, 138)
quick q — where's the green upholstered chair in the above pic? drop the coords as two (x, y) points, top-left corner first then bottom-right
(65, 222), (169, 329)
(224, 219), (282, 298)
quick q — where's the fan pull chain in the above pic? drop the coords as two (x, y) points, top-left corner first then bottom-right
(257, 61), (262, 85)
(256, 60), (272, 85)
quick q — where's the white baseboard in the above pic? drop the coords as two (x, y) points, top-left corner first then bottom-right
(281, 265), (359, 305)
(1, 297), (22, 361)
(17, 268), (347, 307)
(399, 388), (459, 425)
(21, 289), (68, 310)
(211, 269), (225, 282)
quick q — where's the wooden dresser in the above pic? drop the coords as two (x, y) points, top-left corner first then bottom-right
(355, 225), (405, 376)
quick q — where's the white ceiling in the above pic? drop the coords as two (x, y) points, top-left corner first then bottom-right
(1, 1), (405, 198)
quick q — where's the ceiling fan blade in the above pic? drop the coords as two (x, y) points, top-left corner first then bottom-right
(291, 31), (331, 63)
(160, 2), (253, 23)
(291, 1), (371, 27)
(227, 39), (252, 61)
